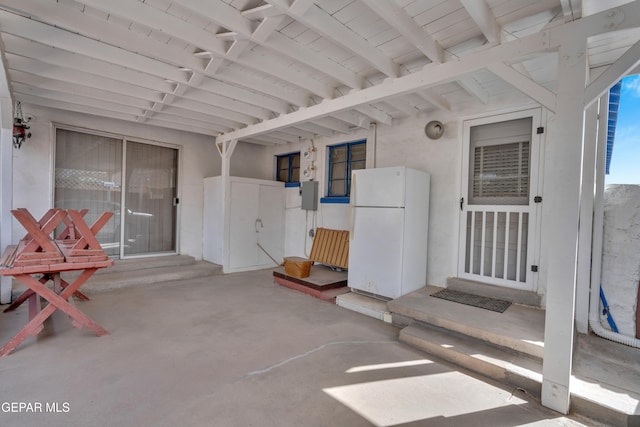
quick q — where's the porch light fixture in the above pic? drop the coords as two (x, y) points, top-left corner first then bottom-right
(13, 101), (31, 149)
(425, 120), (445, 140)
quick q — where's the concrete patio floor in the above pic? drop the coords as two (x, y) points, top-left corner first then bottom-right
(0, 269), (595, 426)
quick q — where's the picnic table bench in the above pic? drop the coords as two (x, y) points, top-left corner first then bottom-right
(0, 208), (114, 356)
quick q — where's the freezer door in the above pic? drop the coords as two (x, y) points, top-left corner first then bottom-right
(352, 167), (406, 207)
(348, 206), (404, 299)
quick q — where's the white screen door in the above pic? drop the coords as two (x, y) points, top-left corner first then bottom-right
(458, 110), (541, 291)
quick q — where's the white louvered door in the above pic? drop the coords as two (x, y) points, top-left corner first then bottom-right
(458, 110), (542, 291)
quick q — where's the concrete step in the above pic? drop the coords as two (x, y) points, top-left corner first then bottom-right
(400, 322), (640, 426)
(399, 322), (543, 396)
(572, 333), (640, 415)
(80, 261), (222, 293)
(446, 277), (542, 308)
(388, 286), (545, 359)
(85, 254), (197, 276)
(336, 292), (392, 322)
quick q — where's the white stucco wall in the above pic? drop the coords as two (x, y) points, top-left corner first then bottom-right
(600, 184), (640, 337)
(266, 114), (460, 288)
(230, 141), (271, 180)
(11, 103), (220, 260)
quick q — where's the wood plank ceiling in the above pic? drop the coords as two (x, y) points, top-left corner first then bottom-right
(0, 0), (636, 145)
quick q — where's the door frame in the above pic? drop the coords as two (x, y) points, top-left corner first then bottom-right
(457, 108), (544, 292)
(51, 123), (182, 259)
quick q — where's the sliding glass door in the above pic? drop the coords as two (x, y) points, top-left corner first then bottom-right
(54, 128), (178, 258)
(124, 141), (178, 256)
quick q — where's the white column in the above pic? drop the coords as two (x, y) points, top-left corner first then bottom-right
(216, 140), (237, 272)
(575, 101), (599, 334)
(540, 35), (588, 413)
(0, 120), (13, 304)
(0, 39), (14, 303)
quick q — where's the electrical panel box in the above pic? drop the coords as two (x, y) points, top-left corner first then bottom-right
(301, 181), (318, 211)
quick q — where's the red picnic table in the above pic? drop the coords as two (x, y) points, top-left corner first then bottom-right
(0, 208), (114, 357)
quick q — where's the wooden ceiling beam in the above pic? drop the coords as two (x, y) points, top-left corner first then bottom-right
(265, 0), (400, 78)
(361, 0), (444, 63)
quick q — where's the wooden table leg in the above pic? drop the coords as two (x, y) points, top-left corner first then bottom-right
(28, 291), (41, 321)
(3, 273), (89, 314)
(0, 269), (108, 357)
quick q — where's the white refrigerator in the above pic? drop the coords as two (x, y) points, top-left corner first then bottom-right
(348, 166), (430, 299)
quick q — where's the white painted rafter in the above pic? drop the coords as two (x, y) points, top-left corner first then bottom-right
(215, 2), (640, 143)
(180, 88), (272, 121)
(172, 0), (363, 90)
(2, 34), (175, 94)
(216, 67), (310, 108)
(217, 28), (562, 142)
(355, 105), (393, 126)
(584, 38), (640, 107)
(560, 0), (582, 21)
(244, 136), (288, 145)
(265, 0), (400, 78)
(9, 70), (153, 111)
(295, 122), (334, 137)
(1, 1), (320, 121)
(331, 111), (370, 129)
(234, 50), (334, 99)
(18, 93), (141, 124)
(169, 97), (254, 126)
(416, 89), (451, 111)
(269, 131), (302, 143)
(314, 117), (352, 134)
(384, 97), (418, 117)
(457, 77), (489, 105)
(487, 63), (557, 112)
(460, 0), (501, 44)
(79, 0), (227, 56)
(277, 127), (316, 140)
(0, 7), (190, 83)
(6, 53), (164, 102)
(361, 0), (444, 63)
(159, 106), (233, 133)
(146, 111), (230, 134)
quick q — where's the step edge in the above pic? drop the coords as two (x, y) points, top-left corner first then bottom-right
(390, 308), (544, 359)
(400, 323), (639, 425)
(399, 324), (542, 397)
(82, 266), (222, 292)
(400, 323), (543, 378)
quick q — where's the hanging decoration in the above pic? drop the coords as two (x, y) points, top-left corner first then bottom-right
(13, 101), (32, 149)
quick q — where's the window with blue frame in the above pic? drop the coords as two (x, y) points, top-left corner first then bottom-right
(276, 152), (300, 185)
(327, 140), (366, 197)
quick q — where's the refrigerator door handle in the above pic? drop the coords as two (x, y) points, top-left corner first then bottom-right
(350, 174), (356, 240)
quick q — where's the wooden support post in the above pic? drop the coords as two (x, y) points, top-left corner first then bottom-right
(540, 35), (587, 414)
(216, 139), (237, 273)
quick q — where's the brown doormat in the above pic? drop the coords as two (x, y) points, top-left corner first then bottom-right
(430, 289), (511, 313)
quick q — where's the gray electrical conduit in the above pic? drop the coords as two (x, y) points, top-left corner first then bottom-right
(589, 101), (640, 348)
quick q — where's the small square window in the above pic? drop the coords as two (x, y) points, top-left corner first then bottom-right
(275, 152), (301, 184)
(327, 140), (365, 198)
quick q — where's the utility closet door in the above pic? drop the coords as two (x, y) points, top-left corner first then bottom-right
(458, 110), (542, 291)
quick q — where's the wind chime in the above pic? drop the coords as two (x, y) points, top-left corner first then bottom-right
(13, 101), (31, 149)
